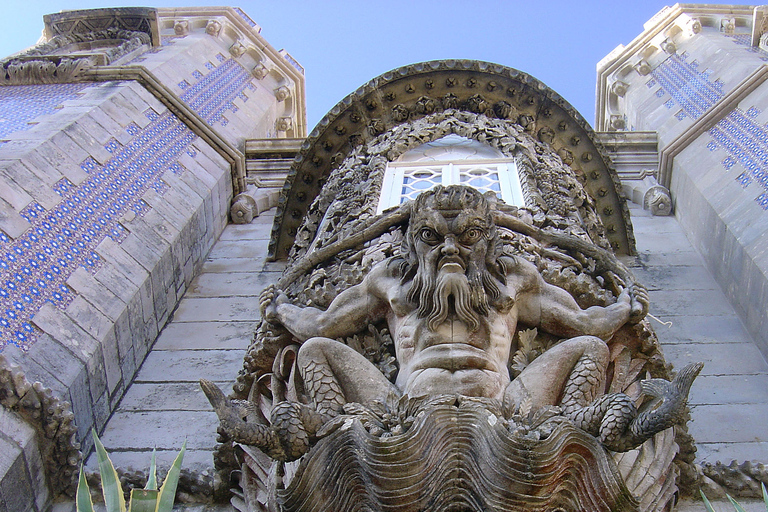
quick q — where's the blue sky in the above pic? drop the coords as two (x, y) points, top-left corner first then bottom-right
(0, 1), (755, 128)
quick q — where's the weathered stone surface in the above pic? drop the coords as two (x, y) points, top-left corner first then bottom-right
(85, 449), (216, 476)
(0, 408), (46, 512)
(186, 272), (279, 298)
(135, 349), (245, 383)
(631, 264), (719, 291)
(205, 240), (271, 260)
(687, 404), (768, 444)
(100, 410), (219, 451)
(0, 449), (33, 512)
(65, 267), (127, 322)
(695, 442), (768, 465)
(153, 321), (255, 350)
(663, 342), (768, 376)
(200, 258), (268, 273)
(652, 314), (754, 345)
(690, 374), (768, 405)
(117, 382), (232, 412)
(171, 297), (261, 322)
(218, 215), (275, 242)
(648, 289), (738, 317)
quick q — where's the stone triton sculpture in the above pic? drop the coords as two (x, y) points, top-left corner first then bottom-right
(202, 185), (701, 512)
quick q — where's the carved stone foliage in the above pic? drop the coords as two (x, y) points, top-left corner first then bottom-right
(0, 28), (152, 85)
(270, 60), (634, 260)
(0, 57), (92, 86)
(286, 110), (607, 279)
(43, 7), (159, 45)
(0, 355), (81, 498)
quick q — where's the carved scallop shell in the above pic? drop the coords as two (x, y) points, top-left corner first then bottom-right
(269, 399), (639, 512)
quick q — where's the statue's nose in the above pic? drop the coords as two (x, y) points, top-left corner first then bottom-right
(442, 237), (459, 256)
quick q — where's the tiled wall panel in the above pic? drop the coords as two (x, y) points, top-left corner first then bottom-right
(0, 79), (232, 452)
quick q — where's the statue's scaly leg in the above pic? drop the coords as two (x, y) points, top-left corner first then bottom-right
(298, 337), (399, 416)
(505, 335), (609, 414)
(301, 358), (346, 416)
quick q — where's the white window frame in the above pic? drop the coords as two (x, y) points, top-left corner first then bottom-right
(377, 158), (524, 214)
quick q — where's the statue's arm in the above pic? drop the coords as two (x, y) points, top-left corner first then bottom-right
(515, 259), (644, 340)
(261, 266), (390, 342)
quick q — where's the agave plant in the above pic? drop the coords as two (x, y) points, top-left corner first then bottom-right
(76, 429), (186, 512)
(701, 482), (768, 512)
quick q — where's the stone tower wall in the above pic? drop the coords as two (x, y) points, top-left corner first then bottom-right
(0, 7), (305, 511)
(597, 5), (768, 360)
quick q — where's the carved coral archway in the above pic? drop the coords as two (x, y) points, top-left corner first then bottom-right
(269, 60), (635, 260)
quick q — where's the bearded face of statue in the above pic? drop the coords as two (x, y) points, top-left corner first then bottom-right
(404, 186), (504, 331)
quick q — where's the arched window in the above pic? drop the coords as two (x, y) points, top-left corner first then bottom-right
(377, 134), (524, 213)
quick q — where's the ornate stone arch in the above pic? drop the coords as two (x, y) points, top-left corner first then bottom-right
(288, 109), (611, 272)
(269, 60), (635, 260)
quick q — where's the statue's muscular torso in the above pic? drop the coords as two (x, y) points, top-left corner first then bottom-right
(377, 263), (530, 401)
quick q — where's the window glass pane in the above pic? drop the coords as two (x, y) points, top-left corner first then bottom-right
(401, 167), (443, 203)
(457, 166), (502, 198)
(378, 135), (524, 213)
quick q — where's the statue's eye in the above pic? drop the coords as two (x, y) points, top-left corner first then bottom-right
(419, 227), (439, 243)
(460, 228), (483, 244)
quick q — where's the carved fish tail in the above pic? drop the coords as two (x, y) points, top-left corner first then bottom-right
(301, 359), (346, 416)
(565, 394), (616, 436)
(201, 379), (330, 462)
(200, 379), (282, 455)
(566, 362), (703, 452)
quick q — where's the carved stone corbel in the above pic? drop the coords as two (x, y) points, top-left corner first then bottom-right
(610, 115), (626, 131)
(660, 38), (676, 54)
(205, 20), (222, 37)
(252, 63), (268, 79)
(276, 117), (293, 132)
(611, 81), (628, 97)
(634, 60), (652, 76)
(275, 86), (291, 102)
(173, 20), (189, 36)
(643, 179), (672, 216)
(689, 18), (702, 34)
(230, 186), (278, 224)
(721, 17), (736, 34)
(230, 41), (246, 58)
(623, 175), (672, 216)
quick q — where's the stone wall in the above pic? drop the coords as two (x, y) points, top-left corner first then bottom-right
(596, 5), (768, 360)
(0, 6), (306, 510)
(0, 80), (233, 510)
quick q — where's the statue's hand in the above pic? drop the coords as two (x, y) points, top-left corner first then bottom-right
(627, 283), (649, 323)
(260, 284), (289, 324)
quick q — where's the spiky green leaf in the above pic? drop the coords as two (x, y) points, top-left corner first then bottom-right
(762, 482), (768, 510)
(144, 449), (157, 491)
(128, 489), (159, 512)
(699, 490), (716, 512)
(155, 440), (186, 512)
(726, 494), (748, 512)
(75, 464), (94, 512)
(92, 428), (126, 512)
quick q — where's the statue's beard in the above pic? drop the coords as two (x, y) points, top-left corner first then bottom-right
(406, 259), (503, 332)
